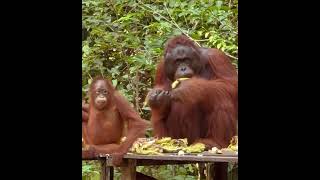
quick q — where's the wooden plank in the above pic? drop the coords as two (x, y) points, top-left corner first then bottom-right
(103, 153), (237, 166)
(136, 160), (198, 166)
(123, 153), (238, 163)
(106, 158), (199, 166)
(121, 159), (136, 180)
(86, 153), (237, 167)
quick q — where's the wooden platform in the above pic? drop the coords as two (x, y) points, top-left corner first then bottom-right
(82, 150), (238, 180)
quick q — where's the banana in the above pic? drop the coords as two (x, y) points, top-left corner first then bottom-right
(171, 78), (190, 89)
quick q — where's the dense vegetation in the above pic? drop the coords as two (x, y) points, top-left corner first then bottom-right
(82, 0), (238, 179)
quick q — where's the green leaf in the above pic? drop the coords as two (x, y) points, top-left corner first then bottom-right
(216, 1), (223, 8)
(113, 14), (133, 23)
(82, 45), (90, 55)
(205, 32), (210, 38)
(153, 15), (161, 22)
(174, 176), (185, 180)
(129, 66), (137, 73)
(169, 0), (175, 8)
(178, 167), (187, 174)
(187, 164), (194, 173)
(112, 79), (118, 87)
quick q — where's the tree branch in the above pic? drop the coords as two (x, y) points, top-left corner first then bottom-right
(139, 3), (238, 60)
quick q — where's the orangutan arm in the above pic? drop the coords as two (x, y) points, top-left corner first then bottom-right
(82, 101), (89, 122)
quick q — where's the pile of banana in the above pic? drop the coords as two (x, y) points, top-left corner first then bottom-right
(129, 137), (205, 155)
(208, 136), (238, 155)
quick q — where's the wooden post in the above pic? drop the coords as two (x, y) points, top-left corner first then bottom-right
(206, 163), (214, 180)
(100, 159), (106, 180)
(198, 163), (206, 180)
(207, 162), (229, 180)
(121, 159), (136, 180)
(100, 159), (113, 180)
(109, 167), (114, 180)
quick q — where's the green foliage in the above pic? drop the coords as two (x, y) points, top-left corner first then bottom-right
(82, 162), (237, 180)
(136, 164), (199, 180)
(82, 161), (100, 179)
(82, 0), (238, 120)
(82, 0), (237, 179)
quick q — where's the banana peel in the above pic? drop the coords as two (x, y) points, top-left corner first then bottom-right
(227, 136), (238, 151)
(162, 145), (182, 153)
(208, 136), (238, 155)
(129, 137), (205, 155)
(172, 138), (188, 147)
(155, 137), (172, 144)
(135, 146), (163, 155)
(171, 78), (190, 89)
(182, 143), (206, 153)
(227, 144), (238, 151)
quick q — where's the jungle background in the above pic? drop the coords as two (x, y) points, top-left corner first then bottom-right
(82, 0), (238, 179)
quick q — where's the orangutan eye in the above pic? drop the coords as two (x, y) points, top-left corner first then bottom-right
(184, 58), (191, 64)
(175, 59), (182, 64)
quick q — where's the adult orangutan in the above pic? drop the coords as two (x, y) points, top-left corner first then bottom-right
(82, 76), (148, 166)
(147, 35), (238, 180)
